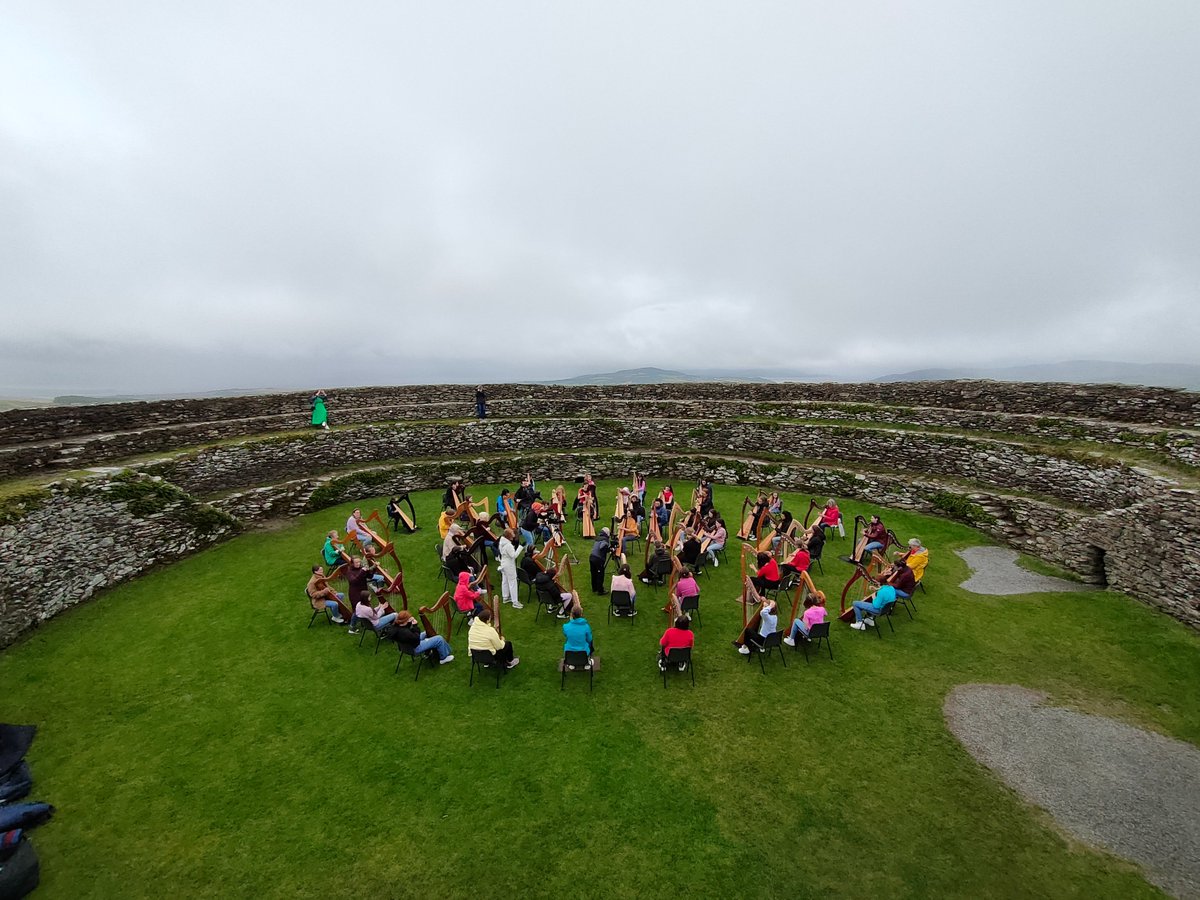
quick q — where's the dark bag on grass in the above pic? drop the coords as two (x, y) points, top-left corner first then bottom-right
(0, 805), (53, 833)
(0, 728), (35, 779)
(0, 837), (40, 899)
(0, 765), (31, 805)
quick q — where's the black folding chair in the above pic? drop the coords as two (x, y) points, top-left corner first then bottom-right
(560, 650), (595, 691)
(608, 590), (636, 622)
(661, 646), (694, 687)
(469, 649), (503, 688)
(795, 621), (833, 662)
(535, 584), (564, 623)
(357, 619), (387, 654)
(749, 630), (787, 673)
(306, 589), (334, 628)
(810, 541), (825, 575)
(394, 643), (437, 681)
(871, 600), (897, 637)
(679, 593), (701, 627)
(516, 568), (535, 603)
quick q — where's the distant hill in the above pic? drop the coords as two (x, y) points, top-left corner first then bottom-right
(875, 361), (1200, 391)
(542, 366), (775, 385)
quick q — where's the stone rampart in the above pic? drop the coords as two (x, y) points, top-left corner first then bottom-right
(1, 381), (1197, 645)
(148, 419), (1165, 512)
(0, 474), (238, 648)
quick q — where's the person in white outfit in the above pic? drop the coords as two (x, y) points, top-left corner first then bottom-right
(498, 527), (526, 609)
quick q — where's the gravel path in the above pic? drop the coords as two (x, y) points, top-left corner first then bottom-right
(945, 684), (1200, 899)
(956, 545), (1089, 595)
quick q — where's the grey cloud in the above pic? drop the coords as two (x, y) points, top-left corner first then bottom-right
(1, 1), (1197, 395)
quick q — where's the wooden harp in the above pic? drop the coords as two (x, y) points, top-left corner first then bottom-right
(418, 591), (454, 638)
(802, 498), (821, 529)
(391, 492), (419, 534)
(734, 543), (762, 647)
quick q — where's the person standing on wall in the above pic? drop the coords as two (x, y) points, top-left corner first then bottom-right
(475, 386), (487, 419)
(311, 390), (329, 430)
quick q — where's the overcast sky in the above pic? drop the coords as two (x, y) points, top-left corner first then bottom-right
(1, 1), (1198, 395)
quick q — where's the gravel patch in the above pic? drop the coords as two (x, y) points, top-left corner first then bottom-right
(957, 545), (1089, 595)
(945, 684), (1200, 898)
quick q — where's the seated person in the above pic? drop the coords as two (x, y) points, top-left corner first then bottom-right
(806, 524), (826, 559)
(784, 591), (827, 646)
(704, 518), (727, 567)
(816, 498), (842, 537)
(345, 508), (379, 549)
(673, 567), (699, 614)
(735, 583), (777, 655)
(769, 511), (795, 550)
(444, 545), (479, 579)
(442, 523), (465, 560)
(453, 571), (486, 618)
(659, 614), (695, 671)
(468, 607), (519, 668)
(850, 583), (897, 630)
(351, 596), (398, 635)
(306, 565), (350, 623)
(678, 529), (703, 569)
(562, 603), (595, 667)
(610, 564), (637, 616)
(437, 507), (455, 540)
(884, 559), (917, 599)
(322, 530), (350, 569)
(781, 542), (811, 578)
(386, 496), (405, 533)
(386, 609), (454, 663)
(858, 515), (887, 564)
(751, 551), (781, 594)
(899, 538), (929, 582)
(767, 492), (783, 516)
(534, 567), (575, 617)
(519, 552), (542, 581)
(639, 540), (672, 585)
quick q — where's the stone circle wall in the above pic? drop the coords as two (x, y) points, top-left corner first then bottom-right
(0, 380), (1197, 646)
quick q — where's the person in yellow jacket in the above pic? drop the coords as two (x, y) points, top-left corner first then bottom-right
(900, 538), (929, 582)
(468, 605), (520, 669)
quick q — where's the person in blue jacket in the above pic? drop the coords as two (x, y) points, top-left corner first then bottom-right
(850, 583), (896, 630)
(562, 602), (595, 668)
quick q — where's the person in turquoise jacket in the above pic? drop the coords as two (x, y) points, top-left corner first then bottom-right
(562, 603), (595, 667)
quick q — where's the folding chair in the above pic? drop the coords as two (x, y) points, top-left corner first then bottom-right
(469, 649), (504, 688)
(795, 621), (833, 662)
(608, 590), (636, 622)
(679, 593), (701, 627)
(661, 647), (694, 688)
(749, 630), (787, 673)
(394, 643), (437, 681)
(357, 619), (387, 654)
(307, 605), (333, 628)
(810, 541), (825, 575)
(870, 600), (897, 638)
(516, 568), (535, 603)
(560, 650), (595, 691)
(535, 584), (564, 623)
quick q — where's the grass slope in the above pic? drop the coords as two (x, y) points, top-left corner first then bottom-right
(2, 482), (1198, 899)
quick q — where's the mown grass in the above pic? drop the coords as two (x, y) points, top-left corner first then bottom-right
(2, 481), (1198, 899)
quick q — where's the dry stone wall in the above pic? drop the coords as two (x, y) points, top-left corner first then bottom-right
(1, 381), (1198, 645)
(149, 419), (1166, 512)
(0, 475), (238, 647)
(3, 387), (1196, 480)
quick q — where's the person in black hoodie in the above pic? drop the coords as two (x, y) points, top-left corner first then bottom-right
(385, 610), (455, 664)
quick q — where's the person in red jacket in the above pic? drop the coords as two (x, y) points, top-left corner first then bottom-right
(659, 615), (695, 671)
(453, 571), (485, 618)
(751, 551), (780, 594)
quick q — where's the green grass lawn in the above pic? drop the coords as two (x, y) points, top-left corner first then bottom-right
(3, 481), (1198, 899)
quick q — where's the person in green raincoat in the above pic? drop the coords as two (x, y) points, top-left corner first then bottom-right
(311, 390), (329, 429)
